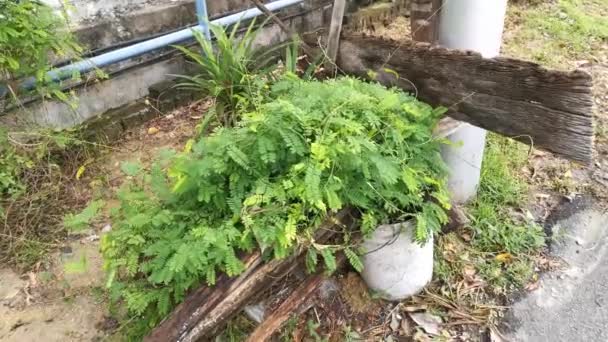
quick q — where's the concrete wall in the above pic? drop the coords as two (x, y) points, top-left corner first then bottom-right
(2, 0), (333, 129)
(41, 0), (256, 51)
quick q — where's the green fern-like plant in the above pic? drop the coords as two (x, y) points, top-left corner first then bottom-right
(102, 77), (450, 337)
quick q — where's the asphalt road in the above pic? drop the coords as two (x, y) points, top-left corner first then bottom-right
(503, 197), (608, 341)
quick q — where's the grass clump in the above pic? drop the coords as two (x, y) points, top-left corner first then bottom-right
(435, 135), (546, 303)
(505, 0), (608, 67)
(470, 135), (545, 258)
(174, 21), (296, 128)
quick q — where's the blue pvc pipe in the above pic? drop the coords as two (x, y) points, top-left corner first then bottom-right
(9, 0), (304, 95)
(195, 0), (211, 40)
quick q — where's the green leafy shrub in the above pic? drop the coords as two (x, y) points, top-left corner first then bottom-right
(102, 76), (450, 335)
(0, 0), (82, 100)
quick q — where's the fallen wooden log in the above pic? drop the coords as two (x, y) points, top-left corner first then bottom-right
(144, 252), (262, 342)
(245, 273), (331, 342)
(324, 34), (594, 164)
(145, 209), (357, 342)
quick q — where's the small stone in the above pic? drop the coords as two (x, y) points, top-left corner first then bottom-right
(101, 224), (112, 233)
(318, 279), (339, 300)
(83, 234), (100, 242)
(243, 303), (266, 324)
(60, 246), (73, 256)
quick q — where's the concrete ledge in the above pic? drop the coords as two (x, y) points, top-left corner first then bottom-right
(48, 0), (259, 52)
(1, 1), (333, 130)
(74, 2), (198, 51)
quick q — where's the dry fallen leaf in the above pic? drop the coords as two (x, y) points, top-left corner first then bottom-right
(390, 312), (400, 332)
(535, 193), (551, 200)
(409, 312), (443, 336)
(490, 327), (508, 342)
(463, 265), (477, 278)
(27, 272), (38, 288)
(400, 317), (413, 336)
(413, 330), (432, 342)
(495, 253), (513, 263)
(525, 281), (540, 292)
(76, 165), (86, 180)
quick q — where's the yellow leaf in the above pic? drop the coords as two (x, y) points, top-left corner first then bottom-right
(76, 165), (86, 180)
(171, 176), (188, 193)
(148, 127), (160, 135)
(367, 70), (378, 80)
(496, 253), (513, 263)
(184, 139), (194, 153)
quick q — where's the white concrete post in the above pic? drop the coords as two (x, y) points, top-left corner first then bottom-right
(437, 0), (508, 204)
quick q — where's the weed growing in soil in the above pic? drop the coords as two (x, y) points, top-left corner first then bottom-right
(0, 128), (94, 268)
(471, 135), (545, 258)
(0, 0), (95, 268)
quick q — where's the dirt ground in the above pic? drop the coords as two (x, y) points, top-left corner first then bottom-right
(0, 244), (106, 342)
(0, 103), (203, 341)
